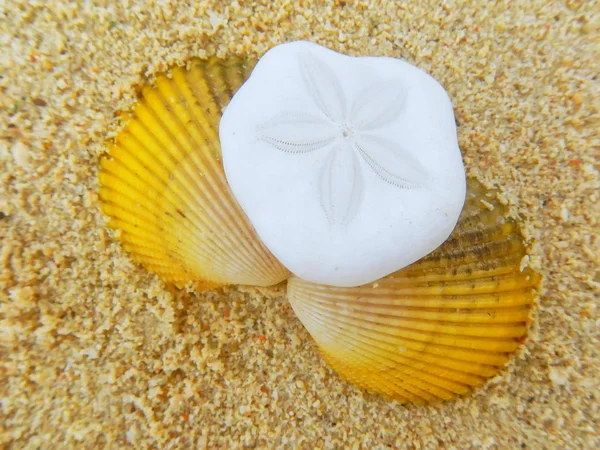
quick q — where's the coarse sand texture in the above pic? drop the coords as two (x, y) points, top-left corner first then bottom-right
(1, 1), (598, 448)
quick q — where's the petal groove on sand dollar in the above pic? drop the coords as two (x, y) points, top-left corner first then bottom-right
(99, 57), (290, 288)
(220, 41), (466, 287)
(287, 178), (542, 403)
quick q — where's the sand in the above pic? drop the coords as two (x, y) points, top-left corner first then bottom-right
(1, 0), (598, 448)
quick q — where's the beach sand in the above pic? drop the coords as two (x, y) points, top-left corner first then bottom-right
(1, 0), (598, 448)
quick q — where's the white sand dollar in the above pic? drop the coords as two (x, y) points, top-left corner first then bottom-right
(220, 41), (466, 287)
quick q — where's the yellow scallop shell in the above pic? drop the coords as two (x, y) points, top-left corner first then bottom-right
(99, 57), (290, 288)
(287, 178), (542, 403)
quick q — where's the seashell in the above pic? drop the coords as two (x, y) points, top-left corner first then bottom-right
(98, 48), (542, 404)
(220, 41), (467, 287)
(98, 57), (290, 288)
(287, 177), (542, 403)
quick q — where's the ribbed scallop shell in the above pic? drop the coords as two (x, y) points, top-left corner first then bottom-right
(287, 178), (542, 403)
(99, 57), (290, 288)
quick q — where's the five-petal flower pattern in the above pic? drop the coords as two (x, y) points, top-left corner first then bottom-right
(257, 53), (429, 226)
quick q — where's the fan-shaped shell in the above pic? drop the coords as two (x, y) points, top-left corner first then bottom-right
(99, 57), (290, 288)
(287, 178), (542, 403)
